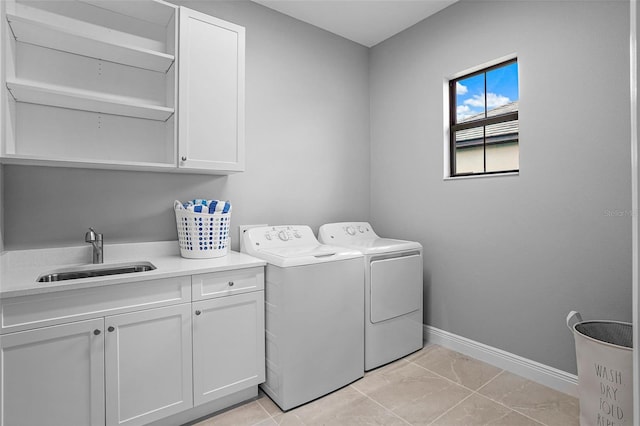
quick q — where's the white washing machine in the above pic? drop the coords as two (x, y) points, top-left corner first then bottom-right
(318, 222), (423, 371)
(241, 225), (364, 411)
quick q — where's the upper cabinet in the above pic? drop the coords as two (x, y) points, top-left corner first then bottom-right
(0, 0), (245, 174)
(178, 8), (245, 173)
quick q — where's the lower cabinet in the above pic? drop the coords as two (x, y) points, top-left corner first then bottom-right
(105, 304), (193, 426)
(193, 291), (265, 405)
(0, 305), (193, 426)
(0, 267), (265, 426)
(0, 318), (106, 426)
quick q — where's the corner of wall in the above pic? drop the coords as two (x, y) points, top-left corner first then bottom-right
(630, 0), (638, 419)
(0, 164), (4, 253)
(366, 46), (373, 223)
(0, 0), (5, 253)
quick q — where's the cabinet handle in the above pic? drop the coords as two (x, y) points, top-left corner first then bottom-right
(181, 156), (187, 161)
(228, 281), (234, 287)
(93, 329), (101, 335)
(195, 310), (202, 316)
(108, 326), (115, 332)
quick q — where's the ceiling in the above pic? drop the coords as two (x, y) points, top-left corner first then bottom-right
(251, 0), (459, 47)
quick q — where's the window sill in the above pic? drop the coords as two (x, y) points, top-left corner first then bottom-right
(443, 171), (519, 181)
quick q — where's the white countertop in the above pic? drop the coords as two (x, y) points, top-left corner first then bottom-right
(0, 241), (266, 298)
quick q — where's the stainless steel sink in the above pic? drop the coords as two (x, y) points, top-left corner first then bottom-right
(37, 261), (157, 283)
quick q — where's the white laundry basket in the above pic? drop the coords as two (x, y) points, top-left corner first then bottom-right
(174, 200), (231, 259)
(566, 311), (633, 426)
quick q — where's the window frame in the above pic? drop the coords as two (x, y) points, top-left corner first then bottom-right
(448, 58), (519, 177)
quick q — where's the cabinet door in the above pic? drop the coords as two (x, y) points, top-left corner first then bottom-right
(193, 291), (265, 406)
(0, 318), (105, 426)
(105, 304), (193, 426)
(178, 7), (245, 172)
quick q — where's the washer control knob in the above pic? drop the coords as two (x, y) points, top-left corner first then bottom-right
(265, 233), (272, 241)
(278, 230), (289, 241)
(358, 226), (365, 233)
(346, 226), (356, 236)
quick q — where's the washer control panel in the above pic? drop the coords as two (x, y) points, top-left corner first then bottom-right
(268, 227), (302, 242)
(243, 225), (318, 250)
(318, 222), (378, 244)
(345, 224), (371, 236)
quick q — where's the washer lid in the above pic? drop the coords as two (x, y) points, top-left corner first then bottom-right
(344, 238), (422, 255)
(257, 245), (362, 267)
(318, 222), (422, 255)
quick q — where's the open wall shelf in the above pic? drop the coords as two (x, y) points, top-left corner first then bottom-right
(2, 0), (179, 170)
(7, 79), (175, 121)
(6, 2), (175, 72)
(0, 153), (176, 172)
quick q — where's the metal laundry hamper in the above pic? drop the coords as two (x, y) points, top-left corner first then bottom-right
(567, 311), (633, 426)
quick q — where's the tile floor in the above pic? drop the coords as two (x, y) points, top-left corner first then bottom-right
(191, 344), (579, 426)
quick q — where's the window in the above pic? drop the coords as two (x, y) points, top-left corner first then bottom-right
(449, 59), (519, 177)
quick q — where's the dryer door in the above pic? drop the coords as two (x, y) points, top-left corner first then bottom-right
(370, 254), (422, 323)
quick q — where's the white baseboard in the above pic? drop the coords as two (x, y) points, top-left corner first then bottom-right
(423, 325), (578, 398)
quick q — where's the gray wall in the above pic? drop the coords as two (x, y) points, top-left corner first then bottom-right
(0, 0), (633, 377)
(1, 0), (370, 250)
(369, 0), (632, 374)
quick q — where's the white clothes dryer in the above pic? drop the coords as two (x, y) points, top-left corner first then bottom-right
(318, 222), (423, 371)
(241, 225), (364, 411)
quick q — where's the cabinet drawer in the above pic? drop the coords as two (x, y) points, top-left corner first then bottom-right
(0, 276), (191, 334)
(192, 267), (264, 301)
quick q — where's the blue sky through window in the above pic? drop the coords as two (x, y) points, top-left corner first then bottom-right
(456, 61), (518, 122)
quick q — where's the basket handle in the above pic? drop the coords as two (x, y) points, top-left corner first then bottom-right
(566, 311), (583, 330)
(174, 200), (183, 211)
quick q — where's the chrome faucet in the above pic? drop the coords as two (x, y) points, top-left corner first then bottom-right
(85, 227), (104, 264)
